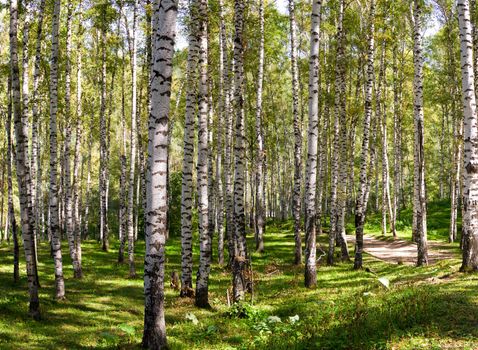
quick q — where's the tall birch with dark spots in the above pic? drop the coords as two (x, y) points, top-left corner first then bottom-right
(99, 15), (108, 251)
(232, 0), (249, 303)
(289, 0), (302, 265)
(64, 0), (82, 279)
(127, 0), (139, 278)
(195, 0), (211, 308)
(304, 0), (321, 288)
(458, 0), (478, 271)
(255, 0), (265, 254)
(142, 0), (177, 347)
(412, 0), (428, 266)
(180, 0), (199, 298)
(48, 0), (66, 298)
(354, 0), (375, 270)
(10, 0), (41, 317)
(216, 0), (228, 265)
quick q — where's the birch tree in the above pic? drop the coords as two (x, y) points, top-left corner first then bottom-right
(142, 0), (177, 347)
(127, 0), (139, 278)
(412, 0), (428, 266)
(10, 0), (41, 317)
(458, 0), (478, 271)
(232, 0), (249, 303)
(180, 0), (199, 298)
(255, 0), (265, 254)
(48, 0), (66, 298)
(216, 0), (228, 265)
(289, 0), (302, 265)
(304, 0), (321, 288)
(354, 0), (375, 270)
(195, 0), (211, 308)
(64, 0), (82, 279)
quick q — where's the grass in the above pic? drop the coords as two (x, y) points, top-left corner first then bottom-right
(0, 201), (477, 349)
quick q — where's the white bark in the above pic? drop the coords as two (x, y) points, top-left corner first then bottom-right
(142, 0), (177, 348)
(458, 0), (478, 271)
(304, 0), (321, 288)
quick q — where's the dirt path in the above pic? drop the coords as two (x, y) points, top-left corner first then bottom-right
(345, 235), (458, 265)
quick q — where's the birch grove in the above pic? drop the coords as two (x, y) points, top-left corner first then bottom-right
(2, 0), (478, 345)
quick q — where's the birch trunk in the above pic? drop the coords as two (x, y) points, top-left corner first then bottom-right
(304, 0), (321, 287)
(216, 0), (227, 265)
(118, 8), (127, 263)
(412, 0), (428, 266)
(232, 0), (249, 303)
(10, 0), (41, 317)
(255, 0), (265, 254)
(6, 80), (19, 282)
(288, 0), (302, 265)
(100, 24), (108, 251)
(127, 0), (138, 278)
(225, 57), (236, 266)
(48, 0), (66, 298)
(330, 0), (349, 263)
(179, 0), (199, 297)
(64, 0), (82, 279)
(195, 0), (211, 308)
(73, 2), (83, 269)
(142, 0), (177, 347)
(30, 0), (46, 243)
(354, 0), (375, 270)
(392, 40), (400, 236)
(458, 0), (478, 271)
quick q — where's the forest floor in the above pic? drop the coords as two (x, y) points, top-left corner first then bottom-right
(0, 201), (477, 349)
(345, 235), (457, 265)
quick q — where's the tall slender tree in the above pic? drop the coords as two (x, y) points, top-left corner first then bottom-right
(232, 0), (249, 303)
(180, 0), (199, 298)
(289, 0), (302, 264)
(10, 0), (41, 317)
(255, 0), (265, 254)
(127, 0), (139, 278)
(216, 0), (228, 265)
(458, 0), (478, 271)
(354, 0), (375, 270)
(64, 0), (82, 279)
(195, 0), (211, 308)
(304, 0), (322, 288)
(142, 0), (177, 347)
(49, 0), (66, 298)
(412, 0), (428, 266)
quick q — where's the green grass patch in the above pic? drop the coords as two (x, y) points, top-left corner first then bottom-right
(0, 212), (476, 349)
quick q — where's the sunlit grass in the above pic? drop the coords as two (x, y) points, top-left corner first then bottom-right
(0, 207), (476, 349)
